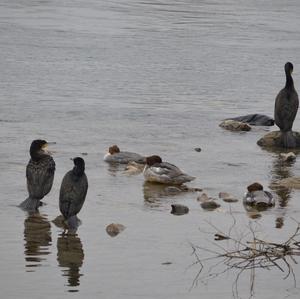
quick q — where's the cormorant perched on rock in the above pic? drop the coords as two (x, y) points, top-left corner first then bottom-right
(274, 62), (299, 148)
(59, 157), (88, 230)
(20, 140), (55, 211)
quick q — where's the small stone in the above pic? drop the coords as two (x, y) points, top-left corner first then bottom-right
(194, 147), (202, 152)
(124, 161), (144, 175)
(279, 152), (296, 162)
(171, 204), (189, 215)
(273, 177), (300, 189)
(106, 223), (126, 237)
(165, 186), (182, 194)
(81, 152), (88, 156)
(219, 192), (239, 203)
(197, 193), (210, 202)
(222, 197), (238, 203)
(201, 201), (221, 210)
(219, 120), (251, 132)
(257, 130), (300, 148)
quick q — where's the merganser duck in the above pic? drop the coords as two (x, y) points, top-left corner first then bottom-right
(243, 182), (275, 207)
(143, 155), (195, 185)
(104, 145), (145, 164)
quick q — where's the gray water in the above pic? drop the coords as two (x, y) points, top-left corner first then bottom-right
(1, 0), (300, 298)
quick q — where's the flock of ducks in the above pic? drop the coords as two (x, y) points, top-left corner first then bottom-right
(19, 62), (299, 230)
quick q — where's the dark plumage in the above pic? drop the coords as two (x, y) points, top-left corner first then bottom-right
(20, 140), (55, 211)
(274, 62), (299, 147)
(59, 157), (88, 230)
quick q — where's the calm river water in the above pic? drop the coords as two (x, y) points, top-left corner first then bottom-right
(1, 0), (300, 298)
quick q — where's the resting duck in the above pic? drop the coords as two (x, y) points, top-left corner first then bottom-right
(143, 155), (195, 185)
(243, 182), (275, 207)
(103, 145), (145, 164)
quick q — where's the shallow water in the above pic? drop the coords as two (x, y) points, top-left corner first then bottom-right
(1, 0), (300, 298)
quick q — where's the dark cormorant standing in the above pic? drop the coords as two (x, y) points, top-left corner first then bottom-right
(59, 157), (88, 230)
(274, 62), (299, 148)
(20, 140), (55, 211)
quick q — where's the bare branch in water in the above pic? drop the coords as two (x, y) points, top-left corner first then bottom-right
(190, 216), (300, 298)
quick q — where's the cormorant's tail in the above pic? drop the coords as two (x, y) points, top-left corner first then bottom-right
(19, 197), (40, 211)
(281, 131), (297, 148)
(67, 215), (79, 231)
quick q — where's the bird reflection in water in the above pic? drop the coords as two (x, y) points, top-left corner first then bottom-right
(143, 182), (191, 208)
(269, 152), (297, 228)
(57, 234), (84, 292)
(23, 212), (52, 271)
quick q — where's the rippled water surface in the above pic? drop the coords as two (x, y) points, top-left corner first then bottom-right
(1, 0), (300, 298)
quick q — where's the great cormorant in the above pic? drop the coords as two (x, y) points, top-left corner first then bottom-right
(274, 62), (299, 148)
(59, 157), (88, 230)
(20, 140), (55, 211)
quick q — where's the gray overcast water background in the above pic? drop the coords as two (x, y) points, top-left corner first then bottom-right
(1, 0), (300, 298)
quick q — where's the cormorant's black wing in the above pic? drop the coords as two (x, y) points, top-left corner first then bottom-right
(59, 172), (88, 218)
(275, 89), (299, 131)
(26, 156), (55, 199)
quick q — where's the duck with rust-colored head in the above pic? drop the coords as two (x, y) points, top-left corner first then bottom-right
(103, 145), (145, 164)
(243, 182), (275, 207)
(143, 155), (195, 185)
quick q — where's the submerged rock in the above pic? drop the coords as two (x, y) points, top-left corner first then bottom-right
(106, 223), (126, 237)
(194, 147), (202, 152)
(165, 186), (182, 194)
(197, 193), (211, 202)
(219, 120), (251, 132)
(257, 131), (300, 149)
(171, 204), (189, 215)
(272, 177), (300, 189)
(279, 152), (296, 162)
(197, 193), (221, 210)
(224, 114), (274, 126)
(201, 201), (221, 210)
(218, 192), (238, 203)
(124, 161), (145, 175)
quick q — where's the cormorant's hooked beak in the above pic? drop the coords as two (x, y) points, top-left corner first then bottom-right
(42, 142), (55, 155)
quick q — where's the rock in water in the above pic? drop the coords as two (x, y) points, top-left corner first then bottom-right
(165, 186), (182, 194)
(219, 120), (251, 131)
(171, 204), (189, 215)
(197, 193), (210, 202)
(279, 152), (296, 162)
(218, 192), (238, 203)
(106, 223), (126, 237)
(257, 131), (300, 149)
(200, 201), (221, 210)
(224, 114), (274, 126)
(272, 177), (300, 189)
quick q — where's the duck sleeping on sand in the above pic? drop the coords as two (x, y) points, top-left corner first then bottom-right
(104, 145), (145, 164)
(143, 155), (195, 185)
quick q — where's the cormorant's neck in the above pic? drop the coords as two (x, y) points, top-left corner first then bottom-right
(285, 71), (294, 89)
(30, 150), (48, 162)
(72, 166), (84, 177)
